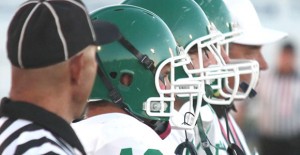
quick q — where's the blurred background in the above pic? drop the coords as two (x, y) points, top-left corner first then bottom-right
(1, 0), (299, 153)
(2, 0), (299, 96)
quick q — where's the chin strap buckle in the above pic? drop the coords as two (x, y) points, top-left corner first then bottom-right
(109, 89), (123, 105)
(140, 55), (154, 70)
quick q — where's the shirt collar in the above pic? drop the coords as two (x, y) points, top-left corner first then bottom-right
(0, 97), (86, 154)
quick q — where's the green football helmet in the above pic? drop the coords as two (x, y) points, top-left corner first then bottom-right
(89, 5), (191, 121)
(123, 0), (221, 50)
(122, 0), (249, 129)
(196, 0), (259, 99)
(195, 0), (241, 51)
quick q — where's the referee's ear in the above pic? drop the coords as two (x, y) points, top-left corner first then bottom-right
(69, 45), (97, 86)
(69, 53), (85, 86)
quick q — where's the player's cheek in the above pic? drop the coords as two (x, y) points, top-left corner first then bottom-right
(159, 81), (166, 90)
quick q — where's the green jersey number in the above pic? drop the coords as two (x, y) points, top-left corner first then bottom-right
(120, 148), (163, 155)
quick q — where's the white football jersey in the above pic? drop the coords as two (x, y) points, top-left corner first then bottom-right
(159, 99), (253, 155)
(194, 109), (253, 155)
(164, 102), (227, 155)
(163, 109), (195, 154)
(192, 104), (228, 155)
(217, 114), (252, 155)
(72, 113), (174, 155)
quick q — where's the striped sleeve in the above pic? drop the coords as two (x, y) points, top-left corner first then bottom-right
(0, 117), (75, 155)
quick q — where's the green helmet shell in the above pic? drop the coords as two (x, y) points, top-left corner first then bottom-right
(195, 0), (233, 34)
(195, 0), (241, 45)
(122, 0), (219, 82)
(122, 0), (247, 130)
(122, 0), (211, 49)
(90, 5), (178, 121)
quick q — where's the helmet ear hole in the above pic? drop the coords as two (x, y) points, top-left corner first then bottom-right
(109, 72), (117, 79)
(120, 73), (133, 86)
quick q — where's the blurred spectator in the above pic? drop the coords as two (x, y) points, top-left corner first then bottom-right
(253, 41), (300, 155)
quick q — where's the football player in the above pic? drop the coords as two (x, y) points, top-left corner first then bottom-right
(123, 0), (258, 154)
(122, 0), (259, 155)
(72, 5), (191, 154)
(196, 0), (257, 154)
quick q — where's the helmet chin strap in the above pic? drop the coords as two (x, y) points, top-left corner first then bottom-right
(95, 53), (147, 124)
(95, 34), (156, 106)
(117, 35), (172, 136)
(95, 54), (124, 106)
(95, 36), (170, 136)
(239, 82), (257, 98)
(175, 132), (197, 155)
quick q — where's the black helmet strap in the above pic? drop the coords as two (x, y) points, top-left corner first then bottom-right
(118, 36), (155, 72)
(95, 54), (124, 106)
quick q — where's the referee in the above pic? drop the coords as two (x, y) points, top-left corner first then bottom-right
(0, 0), (119, 154)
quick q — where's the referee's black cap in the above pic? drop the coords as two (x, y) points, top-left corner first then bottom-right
(7, 0), (120, 69)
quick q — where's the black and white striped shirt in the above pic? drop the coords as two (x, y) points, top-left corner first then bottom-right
(255, 71), (300, 138)
(0, 98), (86, 155)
